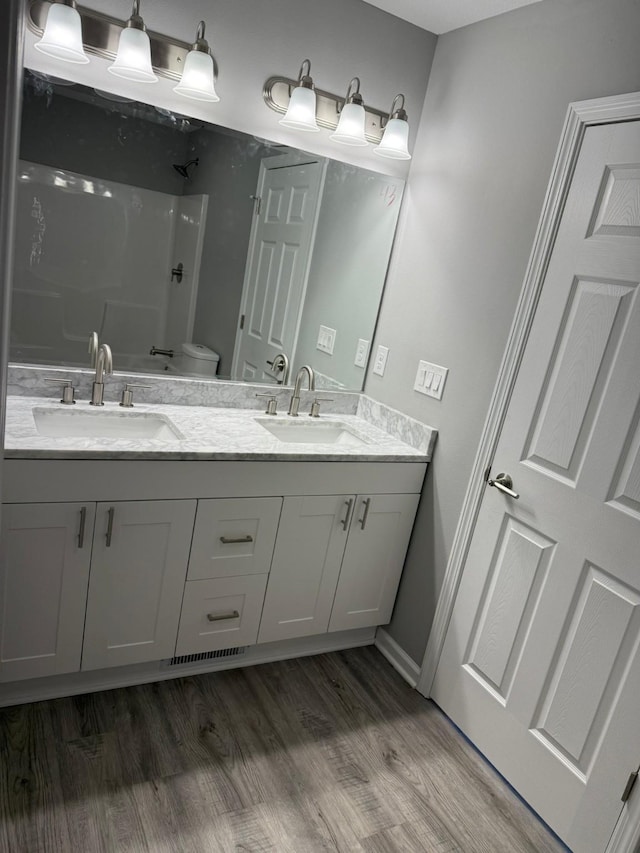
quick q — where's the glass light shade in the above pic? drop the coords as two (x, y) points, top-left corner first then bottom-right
(108, 27), (157, 83)
(330, 102), (368, 146)
(373, 117), (411, 160)
(34, 3), (89, 65)
(173, 50), (219, 102)
(279, 86), (319, 132)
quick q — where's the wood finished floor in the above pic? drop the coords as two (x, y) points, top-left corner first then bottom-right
(0, 647), (565, 853)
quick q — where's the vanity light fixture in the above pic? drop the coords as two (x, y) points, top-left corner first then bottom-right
(373, 94), (412, 160)
(34, 0), (89, 64)
(330, 78), (368, 147)
(173, 21), (219, 102)
(278, 60), (320, 132)
(108, 0), (157, 83)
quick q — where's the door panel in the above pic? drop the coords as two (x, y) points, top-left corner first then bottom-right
(82, 500), (196, 670)
(329, 493), (419, 632)
(432, 120), (640, 853)
(258, 495), (351, 643)
(0, 502), (95, 681)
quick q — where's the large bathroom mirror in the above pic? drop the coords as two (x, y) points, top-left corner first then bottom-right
(11, 71), (404, 391)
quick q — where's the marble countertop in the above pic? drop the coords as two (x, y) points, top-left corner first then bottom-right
(4, 397), (430, 463)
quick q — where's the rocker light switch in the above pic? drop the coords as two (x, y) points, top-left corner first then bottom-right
(414, 360), (448, 400)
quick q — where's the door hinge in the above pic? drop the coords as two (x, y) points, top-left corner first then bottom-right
(250, 195), (261, 215)
(239, 314), (245, 330)
(621, 770), (639, 803)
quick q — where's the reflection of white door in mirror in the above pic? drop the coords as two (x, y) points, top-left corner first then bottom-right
(232, 154), (327, 384)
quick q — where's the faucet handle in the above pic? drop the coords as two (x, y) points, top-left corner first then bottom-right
(256, 392), (280, 415)
(120, 383), (152, 408)
(309, 397), (333, 418)
(45, 378), (77, 405)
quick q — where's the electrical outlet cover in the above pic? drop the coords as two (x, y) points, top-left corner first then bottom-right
(354, 339), (369, 368)
(372, 345), (389, 376)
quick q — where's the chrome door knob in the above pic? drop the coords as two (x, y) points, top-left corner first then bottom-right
(487, 472), (520, 499)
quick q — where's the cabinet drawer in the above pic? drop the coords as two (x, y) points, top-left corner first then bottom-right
(176, 575), (268, 654)
(188, 497), (282, 580)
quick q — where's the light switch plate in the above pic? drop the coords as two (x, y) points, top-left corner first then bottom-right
(316, 325), (336, 355)
(354, 338), (369, 368)
(372, 345), (389, 376)
(414, 360), (448, 399)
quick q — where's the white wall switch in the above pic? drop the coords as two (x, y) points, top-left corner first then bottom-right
(414, 360), (448, 399)
(354, 338), (370, 368)
(372, 345), (389, 376)
(316, 325), (336, 355)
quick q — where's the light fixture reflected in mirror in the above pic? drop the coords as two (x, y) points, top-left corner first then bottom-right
(330, 77), (368, 147)
(173, 21), (219, 102)
(373, 94), (411, 160)
(34, 0), (89, 64)
(279, 60), (320, 132)
(108, 0), (157, 83)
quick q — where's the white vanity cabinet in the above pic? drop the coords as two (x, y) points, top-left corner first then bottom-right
(258, 492), (420, 643)
(1, 458), (428, 692)
(0, 502), (95, 682)
(81, 500), (197, 671)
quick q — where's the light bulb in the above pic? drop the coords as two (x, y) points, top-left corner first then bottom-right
(330, 79), (368, 146)
(174, 44), (219, 102)
(34, 1), (89, 65)
(108, 1), (157, 83)
(279, 60), (319, 132)
(374, 95), (411, 160)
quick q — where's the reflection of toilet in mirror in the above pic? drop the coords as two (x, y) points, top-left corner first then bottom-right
(175, 342), (220, 377)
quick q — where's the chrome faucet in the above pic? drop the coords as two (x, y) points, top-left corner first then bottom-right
(288, 365), (315, 416)
(90, 343), (113, 406)
(88, 331), (99, 369)
(268, 352), (290, 385)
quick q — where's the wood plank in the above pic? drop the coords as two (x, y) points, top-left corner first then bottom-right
(0, 647), (565, 852)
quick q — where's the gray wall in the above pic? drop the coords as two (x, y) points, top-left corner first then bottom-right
(294, 162), (404, 389)
(369, 0), (640, 664)
(189, 129), (272, 375)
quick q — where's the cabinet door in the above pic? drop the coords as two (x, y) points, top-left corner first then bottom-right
(188, 497), (282, 580)
(82, 500), (196, 670)
(329, 493), (420, 632)
(0, 502), (95, 682)
(176, 575), (268, 655)
(258, 495), (352, 643)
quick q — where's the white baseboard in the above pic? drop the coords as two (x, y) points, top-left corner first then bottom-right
(0, 627), (376, 708)
(374, 628), (420, 688)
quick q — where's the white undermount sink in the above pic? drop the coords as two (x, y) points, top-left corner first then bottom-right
(32, 407), (183, 440)
(256, 417), (367, 446)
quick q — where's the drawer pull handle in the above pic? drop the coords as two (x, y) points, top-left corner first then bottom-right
(219, 535), (253, 544)
(359, 497), (371, 530)
(207, 610), (240, 622)
(77, 506), (87, 549)
(341, 498), (354, 531)
(105, 507), (115, 547)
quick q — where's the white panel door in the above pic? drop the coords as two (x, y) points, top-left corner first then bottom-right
(432, 121), (640, 853)
(82, 499), (196, 670)
(0, 502), (95, 681)
(258, 495), (352, 643)
(329, 493), (420, 632)
(232, 155), (326, 382)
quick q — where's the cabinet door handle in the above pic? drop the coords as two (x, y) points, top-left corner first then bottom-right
(77, 506), (87, 549)
(207, 610), (240, 622)
(359, 497), (371, 530)
(341, 498), (354, 531)
(105, 507), (115, 547)
(219, 535), (253, 544)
